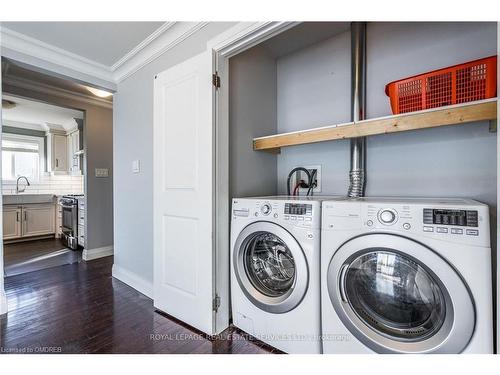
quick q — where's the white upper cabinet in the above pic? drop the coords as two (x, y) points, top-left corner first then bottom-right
(53, 134), (68, 172)
(46, 132), (68, 173)
(46, 126), (82, 175)
(68, 130), (82, 174)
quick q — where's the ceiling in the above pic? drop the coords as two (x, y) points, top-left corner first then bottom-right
(2, 21), (165, 66)
(261, 22), (351, 58)
(2, 94), (84, 131)
(2, 58), (113, 103)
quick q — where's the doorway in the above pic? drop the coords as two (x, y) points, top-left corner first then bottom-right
(1, 94), (86, 276)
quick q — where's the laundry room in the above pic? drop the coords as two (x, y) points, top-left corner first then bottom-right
(229, 21), (496, 221)
(227, 21), (497, 353)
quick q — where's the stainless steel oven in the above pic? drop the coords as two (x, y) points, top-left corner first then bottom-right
(60, 195), (82, 249)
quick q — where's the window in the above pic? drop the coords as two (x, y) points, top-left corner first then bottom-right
(2, 134), (45, 182)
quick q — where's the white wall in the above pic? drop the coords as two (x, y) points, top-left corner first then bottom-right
(2, 175), (84, 195)
(113, 23), (236, 289)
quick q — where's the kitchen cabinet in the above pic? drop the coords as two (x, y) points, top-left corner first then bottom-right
(22, 204), (56, 237)
(2, 203), (56, 240)
(2, 206), (22, 240)
(47, 133), (68, 173)
(52, 134), (68, 172)
(68, 130), (82, 174)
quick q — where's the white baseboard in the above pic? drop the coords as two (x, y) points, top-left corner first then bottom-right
(112, 264), (153, 299)
(0, 290), (7, 315)
(82, 245), (114, 261)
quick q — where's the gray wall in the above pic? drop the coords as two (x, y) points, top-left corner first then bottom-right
(276, 24), (498, 338)
(3, 83), (114, 251)
(276, 22), (497, 210)
(113, 23), (236, 285)
(229, 45), (278, 199)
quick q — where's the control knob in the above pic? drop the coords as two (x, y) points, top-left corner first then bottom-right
(261, 203), (272, 215)
(378, 209), (397, 225)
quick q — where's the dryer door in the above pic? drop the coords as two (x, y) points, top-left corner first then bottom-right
(233, 222), (309, 314)
(327, 233), (475, 354)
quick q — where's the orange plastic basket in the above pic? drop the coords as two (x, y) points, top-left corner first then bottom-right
(385, 56), (497, 114)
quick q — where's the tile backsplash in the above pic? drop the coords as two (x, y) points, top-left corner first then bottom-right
(2, 174), (84, 196)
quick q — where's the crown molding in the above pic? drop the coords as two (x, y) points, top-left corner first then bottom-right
(112, 22), (209, 83)
(2, 75), (113, 109)
(0, 27), (114, 82)
(110, 22), (176, 71)
(1, 22), (210, 85)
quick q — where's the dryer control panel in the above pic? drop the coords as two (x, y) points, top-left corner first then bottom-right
(423, 208), (478, 227)
(322, 198), (490, 246)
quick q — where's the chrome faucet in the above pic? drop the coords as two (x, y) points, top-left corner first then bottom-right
(16, 176), (30, 194)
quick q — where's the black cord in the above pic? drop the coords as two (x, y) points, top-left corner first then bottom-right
(306, 169), (317, 196)
(286, 167), (311, 196)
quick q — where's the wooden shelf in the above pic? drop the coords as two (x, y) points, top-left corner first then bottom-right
(253, 99), (498, 152)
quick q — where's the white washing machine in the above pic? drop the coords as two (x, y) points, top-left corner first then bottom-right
(231, 196), (342, 354)
(321, 198), (493, 354)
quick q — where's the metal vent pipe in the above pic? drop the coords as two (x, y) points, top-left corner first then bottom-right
(347, 22), (367, 198)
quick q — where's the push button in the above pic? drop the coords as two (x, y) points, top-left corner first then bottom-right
(423, 226), (434, 232)
(466, 229), (479, 236)
(436, 227), (448, 233)
(451, 228), (463, 234)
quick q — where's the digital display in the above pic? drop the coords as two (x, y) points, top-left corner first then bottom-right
(423, 209), (478, 227)
(284, 203), (312, 216)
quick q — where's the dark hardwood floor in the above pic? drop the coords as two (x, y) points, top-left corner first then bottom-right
(4, 238), (81, 277)
(0, 256), (278, 354)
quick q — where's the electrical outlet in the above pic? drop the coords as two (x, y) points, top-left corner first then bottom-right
(290, 165), (322, 194)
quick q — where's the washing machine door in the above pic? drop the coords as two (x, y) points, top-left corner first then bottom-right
(233, 221), (309, 314)
(327, 233), (475, 354)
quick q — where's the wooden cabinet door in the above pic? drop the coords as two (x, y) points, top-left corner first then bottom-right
(53, 135), (68, 172)
(3, 206), (22, 240)
(22, 204), (56, 237)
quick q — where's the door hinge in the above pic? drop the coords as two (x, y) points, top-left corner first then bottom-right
(212, 72), (220, 89)
(212, 294), (221, 312)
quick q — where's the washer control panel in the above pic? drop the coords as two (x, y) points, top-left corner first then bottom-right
(232, 199), (319, 229)
(284, 203), (312, 216)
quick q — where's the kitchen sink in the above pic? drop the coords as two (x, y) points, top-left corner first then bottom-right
(2, 194), (57, 205)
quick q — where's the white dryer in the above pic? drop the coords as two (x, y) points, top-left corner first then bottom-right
(231, 196), (341, 353)
(321, 198), (493, 354)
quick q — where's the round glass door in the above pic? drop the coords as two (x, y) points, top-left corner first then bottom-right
(344, 250), (446, 341)
(233, 222), (309, 314)
(243, 232), (296, 297)
(327, 233), (475, 354)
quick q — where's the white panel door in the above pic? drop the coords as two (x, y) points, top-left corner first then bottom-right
(153, 51), (215, 335)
